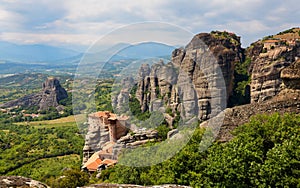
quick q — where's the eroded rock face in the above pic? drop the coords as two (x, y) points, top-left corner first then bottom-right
(0, 176), (49, 188)
(250, 41), (300, 103)
(135, 61), (177, 113)
(112, 77), (134, 113)
(281, 60), (300, 89)
(206, 88), (300, 142)
(112, 129), (158, 157)
(0, 77), (68, 111)
(133, 31), (243, 121)
(39, 77), (68, 111)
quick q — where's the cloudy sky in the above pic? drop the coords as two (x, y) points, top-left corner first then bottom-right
(0, 0), (299, 50)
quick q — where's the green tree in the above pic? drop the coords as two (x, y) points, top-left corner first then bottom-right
(50, 169), (89, 188)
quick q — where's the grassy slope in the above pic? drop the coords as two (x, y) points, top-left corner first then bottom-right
(0, 115), (85, 183)
(7, 154), (81, 184)
(16, 114), (86, 128)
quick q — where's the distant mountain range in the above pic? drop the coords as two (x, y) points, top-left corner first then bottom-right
(0, 41), (80, 63)
(0, 41), (176, 75)
(110, 42), (176, 60)
(80, 42), (176, 63)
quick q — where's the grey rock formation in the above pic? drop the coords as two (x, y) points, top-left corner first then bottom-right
(135, 61), (178, 113)
(0, 77), (68, 111)
(112, 77), (134, 114)
(0, 176), (49, 188)
(39, 77), (68, 111)
(130, 31), (242, 123)
(112, 129), (158, 158)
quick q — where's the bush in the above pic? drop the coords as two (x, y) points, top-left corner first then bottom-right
(49, 169), (89, 188)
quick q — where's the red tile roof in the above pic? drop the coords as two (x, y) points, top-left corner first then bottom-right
(89, 111), (129, 122)
(83, 152), (102, 171)
(101, 159), (117, 166)
(85, 159), (102, 172)
(90, 111), (111, 118)
(264, 39), (279, 43)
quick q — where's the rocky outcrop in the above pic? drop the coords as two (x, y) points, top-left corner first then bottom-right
(0, 77), (68, 111)
(0, 176), (49, 188)
(83, 112), (160, 170)
(132, 31), (243, 121)
(135, 61), (177, 113)
(250, 36), (300, 103)
(81, 29), (300, 185)
(203, 88), (300, 142)
(177, 31), (243, 120)
(39, 77), (68, 110)
(167, 129), (179, 139)
(112, 77), (134, 113)
(112, 129), (158, 159)
(0, 93), (41, 108)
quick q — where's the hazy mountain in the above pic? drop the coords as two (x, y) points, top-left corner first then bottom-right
(110, 42), (176, 60)
(81, 42), (175, 63)
(0, 41), (80, 63)
(0, 42), (175, 75)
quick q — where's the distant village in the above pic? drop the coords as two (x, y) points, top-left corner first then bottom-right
(0, 107), (40, 120)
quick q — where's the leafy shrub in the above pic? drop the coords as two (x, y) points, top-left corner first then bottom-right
(228, 58), (251, 107)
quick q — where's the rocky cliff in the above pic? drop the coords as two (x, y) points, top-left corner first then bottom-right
(133, 29), (300, 121)
(133, 31), (243, 122)
(249, 28), (300, 102)
(0, 77), (68, 111)
(203, 88), (300, 142)
(110, 29), (300, 129)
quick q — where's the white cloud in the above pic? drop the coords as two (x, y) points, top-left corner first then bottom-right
(0, 0), (299, 49)
(0, 7), (23, 32)
(0, 9), (12, 20)
(0, 32), (99, 46)
(216, 20), (270, 34)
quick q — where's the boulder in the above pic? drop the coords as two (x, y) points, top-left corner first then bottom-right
(0, 176), (49, 188)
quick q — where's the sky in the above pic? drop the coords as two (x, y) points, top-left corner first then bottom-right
(0, 0), (299, 51)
